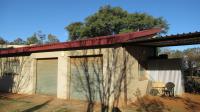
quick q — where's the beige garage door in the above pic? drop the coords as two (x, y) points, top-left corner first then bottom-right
(36, 58), (58, 96)
(70, 56), (102, 100)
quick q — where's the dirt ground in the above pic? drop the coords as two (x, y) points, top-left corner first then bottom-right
(127, 93), (200, 112)
(0, 92), (89, 112)
(1, 92), (200, 112)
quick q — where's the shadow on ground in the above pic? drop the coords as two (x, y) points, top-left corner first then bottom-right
(22, 99), (52, 112)
(130, 93), (200, 112)
(1, 92), (200, 112)
(0, 92), (87, 112)
(183, 97), (200, 112)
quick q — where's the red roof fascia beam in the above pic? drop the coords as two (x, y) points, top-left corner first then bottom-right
(0, 28), (161, 55)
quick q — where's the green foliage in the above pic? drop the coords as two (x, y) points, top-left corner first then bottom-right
(26, 33), (41, 45)
(66, 22), (84, 40)
(10, 38), (26, 45)
(1, 31), (60, 45)
(185, 76), (200, 93)
(65, 5), (169, 40)
(26, 32), (60, 44)
(184, 48), (200, 62)
(46, 34), (60, 43)
(0, 37), (8, 44)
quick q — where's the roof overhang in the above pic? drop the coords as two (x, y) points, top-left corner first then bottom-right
(0, 28), (161, 56)
(1, 28), (199, 57)
(128, 31), (200, 47)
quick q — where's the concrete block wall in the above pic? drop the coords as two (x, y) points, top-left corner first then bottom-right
(0, 56), (33, 94)
(0, 46), (155, 103)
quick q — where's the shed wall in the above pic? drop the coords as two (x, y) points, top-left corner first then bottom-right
(0, 46), (155, 103)
(0, 56), (34, 94)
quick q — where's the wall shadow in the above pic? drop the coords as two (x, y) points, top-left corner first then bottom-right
(0, 56), (32, 93)
(69, 48), (131, 112)
(0, 73), (14, 93)
(125, 46), (155, 69)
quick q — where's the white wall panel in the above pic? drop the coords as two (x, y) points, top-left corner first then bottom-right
(148, 59), (184, 95)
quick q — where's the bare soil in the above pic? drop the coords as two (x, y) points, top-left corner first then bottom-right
(0, 92), (88, 112)
(128, 93), (200, 112)
(1, 92), (200, 112)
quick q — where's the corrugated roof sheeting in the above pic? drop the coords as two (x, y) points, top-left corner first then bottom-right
(130, 31), (200, 47)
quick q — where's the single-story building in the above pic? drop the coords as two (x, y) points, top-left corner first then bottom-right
(0, 28), (199, 105)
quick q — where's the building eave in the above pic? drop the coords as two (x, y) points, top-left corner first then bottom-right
(0, 28), (161, 56)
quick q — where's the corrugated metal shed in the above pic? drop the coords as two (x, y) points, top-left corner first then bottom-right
(148, 59), (184, 95)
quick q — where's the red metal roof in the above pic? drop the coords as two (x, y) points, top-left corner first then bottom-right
(0, 28), (161, 56)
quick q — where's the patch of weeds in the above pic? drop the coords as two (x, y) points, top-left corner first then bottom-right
(10, 109), (21, 112)
(124, 107), (138, 112)
(0, 97), (31, 104)
(0, 98), (33, 112)
(168, 108), (183, 112)
(55, 107), (71, 112)
(133, 89), (169, 112)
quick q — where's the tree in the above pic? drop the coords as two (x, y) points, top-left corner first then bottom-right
(10, 38), (26, 45)
(184, 48), (200, 64)
(0, 37), (8, 44)
(37, 30), (46, 44)
(159, 47), (200, 74)
(66, 22), (84, 40)
(26, 33), (41, 45)
(65, 5), (168, 40)
(26, 31), (59, 44)
(46, 34), (60, 43)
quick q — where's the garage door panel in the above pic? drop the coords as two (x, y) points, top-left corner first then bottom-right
(36, 59), (58, 96)
(70, 56), (102, 100)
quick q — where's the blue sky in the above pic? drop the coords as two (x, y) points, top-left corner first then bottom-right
(0, 0), (200, 50)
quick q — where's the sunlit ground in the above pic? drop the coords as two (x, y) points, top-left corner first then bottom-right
(0, 92), (200, 112)
(127, 93), (200, 112)
(0, 92), (87, 112)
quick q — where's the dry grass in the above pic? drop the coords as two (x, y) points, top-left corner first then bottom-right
(128, 93), (200, 112)
(0, 92), (87, 112)
(1, 92), (200, 112)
